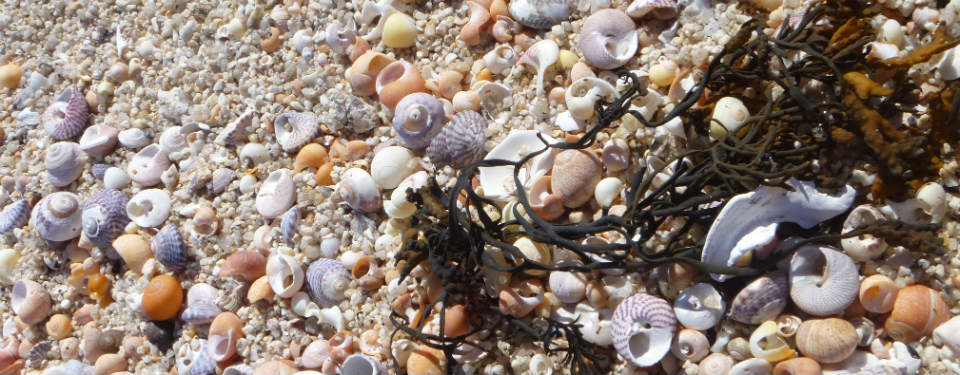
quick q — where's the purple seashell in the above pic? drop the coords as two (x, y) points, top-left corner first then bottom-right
(728, 272), (789, 325)
(82, 189), (130, 252)
(180, 300), (222, 325)
(0, 200), (30, 234)
(152, 224), (188, 270)
(209, 168), (237, 195)
(611, 292), (677, 367)
(580, 9), (638, 70)
(280, 205), (299, 246)
(426, 110), (487, 168)
(91, 164), (111, 180)
(42, 86), (89, 140)
(306, 258), (351, 307)
(30, 192), (83, 242)
(274, 112), (320, 153)
(45, 141), (88, 187)
(392, 93), (446, 149)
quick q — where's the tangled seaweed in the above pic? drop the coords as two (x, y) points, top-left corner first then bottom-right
(388, 1), (955, 374)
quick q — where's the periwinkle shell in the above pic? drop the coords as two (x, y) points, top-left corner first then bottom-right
(0, 200), (30, 234)
(30, 192), (84, 242)
(306, 258), (351, 307)
(152, 224), (188, 270)
(82, 189), (130, 252)
(392, 93), (446, 149)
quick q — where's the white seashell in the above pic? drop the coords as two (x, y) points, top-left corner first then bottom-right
(274, 112), (320, 153)
(508, 0), (571, 29)
(239, 143), (269, 166)
(339, 168), (381, 214)
(673, 283), (724, 331)
(78, 124), (119, 158)
(594, 177), (623, 208)
(266, 254), (305, 298)
(933, 316), (960, 355)
(728, 358), (773, 375)
(479, 130), (558, 202)
(117, 128), (149, 149)
(158, 126), (190, 155)
(103, 167), (130, 190)
(483, 44), (518, 75)
(915, 182), (946, 223)
(699, 353), (734, 375)
(187, 283), (220, 306)
(255, 169), (296, 219)
(841, 204), (889, 262)
(325, 20), (357, 55)
(710, 97), (750, 139)
(370, 146), (420, 190)
(385, 171), (429, 219)
(518, 39), (559, 96)
(292, 29), (314, 55)
(477, 81), (513, 116)
(554, 110), (587, 132)
(789, 245), (859, 316)
(626, 0), (679, 19)
(548, 266), (588, 304)
(938, 45), (960, 81)
(553, 302), (614, 346)
(670, 328), (709, 362)
(602, 139), (630, 172)
(579, 9), (637, 70)
(701, 178), (855, 281)
(566, 77), (618, 120)
(879, 19), (904, 47)
(126, 189), (172, 228)
(869, 42), (901, 60)
(30, 192), (83, 242)
(45, 141), (88, 187)
(611, 293), (677, 367)
(215, 110), (255, 145)
(127, 144), (171, 187)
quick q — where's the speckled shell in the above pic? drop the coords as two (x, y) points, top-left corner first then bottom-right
(274, 112), (320, 153)
(306, 258), (351, 307)
(280, 206), (299, 246)
(393, 93), (446, 149)
(789, 246), (859, 316)
(728, 273), (788, 325)
(612, 293), (677, 367)
(180, 300), (222, 325)
(42, 86), (89, 140)
(82, 189), (130, 252)
(256, 169), (296, 219)
(45, 141), (88, 187)
(580, 9), (638, 70)
(152, 224), (188, 270)
(30, 191), (83, 242)
(508, 0), (571, 29)
(0, 200), (29, 234)
(426, 110), (487, 168)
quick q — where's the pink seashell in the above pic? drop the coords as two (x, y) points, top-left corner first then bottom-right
(518, 39), (559, 96)
(12, 279), (52, 325)
(611, 292), (677, 367)
(42, 86), (89, 140)
(301, 339), (332, 369)
(580, 9), (638, 70)
(498, 278), (544, 318)
(626, 0), (680, 20)
(78, 124), (119, 158)
(126, 144), (171, 187)
(215, 110), (255, 145)
(255, 169), (296, 219)
(551, 149), (602, 208)
(45, 141), (88, 187)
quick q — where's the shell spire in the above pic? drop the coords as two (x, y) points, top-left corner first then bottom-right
(42, 86), (89, 140)
(306, 258), (351, 307)
(82, 189), (131, 253)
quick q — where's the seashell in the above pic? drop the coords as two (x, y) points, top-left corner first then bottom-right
(306, 258), (351, 307)
(859, 274), (898, 314)
(94, 353), (127, 374)
(611, 293), (677, 367)
(933, 316), (960, 354)
(451, 90), (481, 114)
(483, 45), (517, 76)
(477, 81), (512, 115)
(256, 169), (296, 219)
(394, 291), (428, 326)
(513, 236), (551, 276)
(673, 283), (724, 331)
(649, 58), (678, 87)
(671, 328), (709, 362)
(126, 144), (171, 187)
(325, 20), (357, 55)
(251, 360), (298, 375)
(209, 312), (244, 362)
(78, 124), (119, 158)
(491, 16), (520, 42)
(247, 276), (274, 303)
(42, 86), (89, 140)
(12, 279), (51, 325)
(0, 249), (18, 285)
(341, 353), (387, 375)
(602, 139), (630, 172)
(775, 314), (802, 337)
(517, 39), (559, 96)
(528, 175), (564, 220)
(31, 191), (83, 241)
(772, 357), (821, 375)
(293, 143), (329, 172)
(709, 97), (750, 139)
(938, 45), (960, 81)
(266, 254), (305, 298)
(406, 345), (444, 375)
(841, 204), (889, 262)
(432, 70), (463, 100)
(697, 353), (734, 375)
(209, 168), (237, 194)
(580, 9), (637, 70)
(90, 163), (110, 180)
(748, 320), (796, 363)
(0, 200), (29, 234)
(371, 146), (420, 190)
(728, 358), (773, 375)
(103, 167), (130, 189)
(626, 0), (679, 20)
(339, 168), (381, 214)
(142, 274), (183, 321)
(885, 284), (949, 342)
(426, 110), (487, 168)
(113, 234), (152, 273)
(0, 63), (21, 89)
(176, 340), (217, 375)
(301, 339), (332, 369)
(117, 128), (149, 149)
(789, 245), (859, 316)
(552, 149), (603, 208)
(181, 300), (222, 325)
(190, 205), (218, 237)
(728, 274), (788, 324)
(274, 112), (320, 153)
(240, 143), (269, 166)
(382, 12), (416, 48)
(548, 267), (588, 304)
(460, 1), (490, 46)
(158, 125), (194, 155)
(850, 316), (875, 347)
(45, 141), (87, 187)
(392, 93), (446, 149)
(384, 171), (429, 219)
(220, 250), (267, 282)
(566, 77), (618, 120)
(702, 179), (855, 281)
(498, 278), (545, 318)
(212, 110), (253, 145)
(375, 60), (426, 110)
(796, 318), (858, 364)
(508, 0), (570, 29)
(916, 182), (947, 223)
(441, 304), (472, 338)
(46, 313), (72, 339)
(329, 331), (356, 363)
(348, 52), (395, 97)
(126, 189), (171, 228)
(274, 206), (296, 247)
(82, 189), (129, 252)
(151, 224), (188, 270)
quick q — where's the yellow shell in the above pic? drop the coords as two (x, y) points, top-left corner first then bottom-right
(0, 249), (19, 285)
(795, 318), (858, 364)
(749, 320), (796, 363)
(45, 314), (72, 340)
(557, 49), (579, 71)
(247, 276), (274, 303)
(513, 237), (550, 276)
(859, 274), (898, 314)
(0, 64), (22, 90)
(382, 13), (417, 48)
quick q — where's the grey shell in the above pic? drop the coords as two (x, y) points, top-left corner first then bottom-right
(82, 189), (130, 252)
(152, 224), (189, 270)
(306, 258), (351, 307)
(426, 110), (488, 168)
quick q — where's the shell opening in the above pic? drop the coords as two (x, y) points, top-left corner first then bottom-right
(82, 207), (105, 237)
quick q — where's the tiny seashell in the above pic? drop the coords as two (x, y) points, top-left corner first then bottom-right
(937, 44), (960, 81)
(215, 110), (255, 145)
(772, 357), (821, 375)
(529, 175), (564, 221)
(42, 86), (89, 140)
(0, 200), (30, 234)
(748, 320), (795, 363)
(517, 39), (559, 96)
(859, 274), (898, 314)
(127, 144), (171, 187)
(348, 52), (396, 97)
(566, 77), (618, 120)
(326, 21), (357, 55)
(796, 318), (858, 364)
(103, 167), (131, 189)
(673, 283), (724, 331)
(548, 267), (588, 304)
(580, 9), (637, 70)
(256, 169), (296, 219)
(775, 314), (802, 337)
(426, 110), (487, 168)
(727, 358), (772, 375)
(433, 70), (463, 100)
(479, 130), (558, 201)
(12, 279), (52, 325)
(177, 340), (217, 375)
(239, 143), (269, 166)
(602, 139), (630, 172)
(460, 1), (490, 46)
(301, 339), (333, 369)
(306, 258), (351, 307)
(180, 300), (222, 325)
(728, 273), (788, 325)
(671, 328), (709, 362)
(209, 168), (237, 195)
(552, 149), (603, 208)
(698, 353), (734, 375)
(91, 163), (111, 180)
(841, 204), (889, 261)
(247, 276), (273, 304)
(280, 206), (299, 246)
(483, 44), (518, 75)
(45, 141), (88, 187)
(915, 182), (947, 223)
(274, 112), (320, 153)
(340, 353), (387, 375)
(220, 250), (267, 282)
(789, 245), (859, 316)
(191, 206), (218, 237)
(478, 81), (512, 116)
(208, 312), (244, 362)
(508, 0), (571, 29)
(851, 316), (876, 347)
(82, 189), (130, 252)
(451, 90), (481, 114)
(113, 234), (152, 273)
(884, 284), (950, 342)
(117, 128), (149, 149)
(126, 189), (171, 228)
(266, 254), (305, 298)
(371, 146), (420, 190)
(187, 283), (220, 306)
(392, 93), (446, 149)
(626, 0), (679, 20)
(709, 97), (750, 139)
(375, 60), (426, 110)
(78, 124), (119, 158)
(158, 125), (200, 156)
(612, 293), (677, 367)
(30, 191), (83, 242)
(151, 224), (188, 270)
(498, 278), (544, 318)
(339, 168), (381, 214)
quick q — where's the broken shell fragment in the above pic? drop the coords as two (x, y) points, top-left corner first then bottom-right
(841, 204), (888, 261)
(749, 320), (796, 363)
(274, 112), (320, 153)
(566, 77), (618, 121)
(256, 169), (296, 219)
(517, 39), (559, 96)
(126, 144), (171, 187)
(78, 124), (119, 158)
(859, 274), (898, 314)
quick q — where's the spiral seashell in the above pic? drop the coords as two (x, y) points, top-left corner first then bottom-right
(339, 168), (381, 214)
(12, 279), (52, 325)
(126, 189), (171, 228)
(518, 39), (559, 96)
(748, 320), (796, 363)
(42, 86), (89, 140)
(214, 109), (255, 145)
(552, 149), (603, 208)
(158, 124), (201, 157)
(209, 312), (244, 362)
(180, 300), (221, 325)
(326, 20), (357, 55)
(775, 314), (802, 338)
(673, 283), (724, 331)
(256, 169), (296, 219)
(498, 278), (544, 318)
(81, 189), (129, 253)
(796, 318), (858, 364)
(460, 1), (490, 46)
(152, 224), (188, 271)
(306, 258), (351, 307)
(671, 328), (709, 362)
(548, 266), (588, 304)
(491, 16), (520, 42)
(266, 254), (304, 298)
(627, 0), (679, 19)
(385, 171), (429, 219)
(483, 45), (518, 77)
(341, 353), (387, 375)
(885, 284), (949, 342)
(611, 292), (677, 367)
(508, 0), (571, 29)
(0, 200), (29, 234)
(274, 112), (320, 153)
(841, 204), (889, 261)
(392, 93), (446, 149)
(78, 124), (119, 158)
(915, 182), (947, 223)
(220, 250), (267, 282)
(580, 9), (638, 70)
(528, 176), (564, 221)
(30, 191), (83, 242)
(729, 273), (788, 324)
(376, 60), (426, 110)
(426, 110), (487, 168)
(176, 339), (217, 375)
(127, 144), (171, 187)
(789, 245), (859, 316)
(602, 139), (630, 172)
(45, 141), (88, 187)
(772, 357), (821, 375)
(859, 274), (898, 314)
(566, 77), (618, 120)
(348, 52), (395, 96)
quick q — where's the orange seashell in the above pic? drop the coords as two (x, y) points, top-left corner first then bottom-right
(209, 312), (245, 362)
(451, 90), (481, 113)
(489, 0), (508, 18)
(344, 140), (371, 161)
(261, 27), (282, 52)
(141, 275), (183, 321)
(251, 359), (299, 375)
(407, 344), (444, 375)
(443, 304), (471, 338)
(348, 38), (370, 62)
(772, 357), (822, 375)
(351, 255), (383, 290)
(393, 291), (428, 327)
(885, 284), (950, 342)
(315, 162), (335, 186)
(859, 274), (898, 314)
(434, 70), (463, 100)
(376, 61), (426, 110)
(348, 52), (395, 96)
(475, 68), (493, 82)
(87, 273), (110, 301)
(528, 175), (564, 221)
(247, 276), (274, 303)
(220, 250), (267, 282)
(294, 143), (329, 172)
(459, 1), (490, 47)
(46, 313), (72, 340)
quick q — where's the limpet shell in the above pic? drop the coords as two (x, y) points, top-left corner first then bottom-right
(580, 9), (638, 70)
(306, 258), (351, 307)
(256, 169), (296, 219)
(266, 254), (305, 298)
(31, 191), (84, 242)
(45, 141), (88, 187)
(82, 189), (130, 253)
(152, 224), (188, 271)
(611, 293), (677, 367)
(274, 112), (320, 153)
(42, 86), (89, 140)
(126, 189), (172, 228)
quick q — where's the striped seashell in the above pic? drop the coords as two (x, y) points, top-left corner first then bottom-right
(508, 0), (571, 29)
(91, 163), (111, 180)
(45, 141), (88, 187)
(30, 191), (83, 242)
(392, 93), (446, 149)
(426, 110), (487, 168)
(42, 86), (89, 140)
(151, 224), (188, 270)
(0, 200), (30, 234)
(611, 292), (677, 367)
(789, 245), (859, 316)
(728, 273), (789, 325)
(180, 300), (222, 325)
(208, 168), (237, 195)
(306, 258), (351, 307)
(280, 206), (298, 246)
(215, 109), (255, 145)
(274, 112), (320, 153)
(82, 189), (130, 252)
(177, 339), (217, 375)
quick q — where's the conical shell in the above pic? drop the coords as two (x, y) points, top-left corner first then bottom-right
(0, 200), (30, 234)
(152, 224), (188, 270)
(42, 86), (89, 140)
(274, 112), (320, 153)
(611, 293), (677, 367)
(426, 110), (487, 168)
(30, 191), (83, 241)
(82, 189), (130, 252)
(306, 258), (351, 307)
(45, 141), (87, 187)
